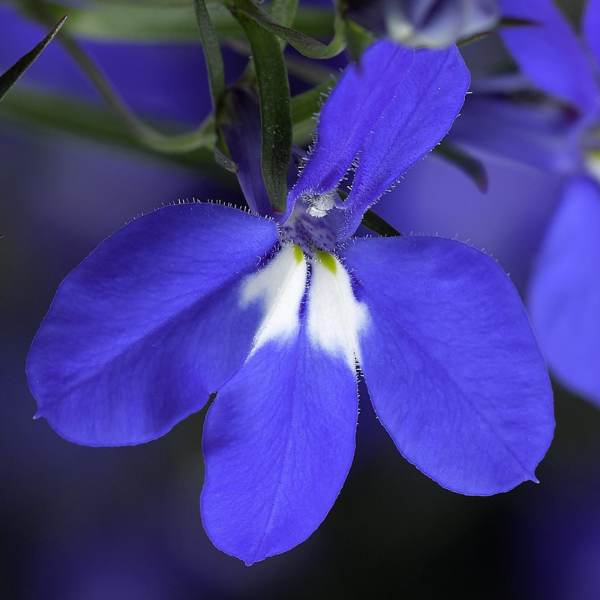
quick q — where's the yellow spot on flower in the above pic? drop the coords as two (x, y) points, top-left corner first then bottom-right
(315, 249), (337, 274)
(293, 243), (304, 264)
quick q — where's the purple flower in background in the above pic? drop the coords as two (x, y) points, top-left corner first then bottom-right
(473, 0), (600, 404)
(344, 0), (499, 47)
(26, 41), (554, 565)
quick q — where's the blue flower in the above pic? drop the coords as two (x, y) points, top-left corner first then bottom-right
(26, 41), (554, 565)
(452, 0), (600, 404)
(343, 0), (499, 47)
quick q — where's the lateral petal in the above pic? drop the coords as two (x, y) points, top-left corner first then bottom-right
(528, 175), (600, 405)
(27, 203), (278, 446)
(342, 236), (554, 495)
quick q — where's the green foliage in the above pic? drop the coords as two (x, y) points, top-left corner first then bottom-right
(0, 14), (67, 102)
(233, 8), (292, 214)
(231, 0), (346, 59)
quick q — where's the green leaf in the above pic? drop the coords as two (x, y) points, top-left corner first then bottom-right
(34, 2), (335, 44)
(35, 2), (232, 43)
(269, 0), (298, 29)
(232, 0), (346, 59)
(20, 1), (218, 154)
(344, 18), (375, 61)
(290, 79), (333, 144)
(269, 0), (298, 51)
(194, 0), (225, 109)
(360, 210), (401, 237)
(434, 141), (489, 192)
(291, 80), (332, 126)
(498, 16), (540, 28)
(89, 0), (197, 7)
(338, 189), (401, 237)
(233, 8), (292, 214)
(0, 14), (68, 102)
(0, 86), (233, 178)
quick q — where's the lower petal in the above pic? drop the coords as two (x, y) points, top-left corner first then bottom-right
(342, 236), (554, 495)
(201, 331), (358, 565)
(528, 175), (600, 405)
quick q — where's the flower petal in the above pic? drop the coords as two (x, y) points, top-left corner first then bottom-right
(528, 175), (600, 405)
(498, 0), (599, 114)
(27, 203), (278, 446)
(288, 40), (416, 204)
(342, 236), (554, 495)
(201, 247), (359, 565)
(337, 45), (470, 240)
(583, 0), (600, 74)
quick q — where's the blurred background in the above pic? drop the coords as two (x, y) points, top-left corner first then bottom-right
(2, 1), (600, 598)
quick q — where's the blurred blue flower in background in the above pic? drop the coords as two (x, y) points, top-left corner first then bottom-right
(492, 0), (600, 405)
(343, 0), (499, 47)
(25, 39), (555, 565)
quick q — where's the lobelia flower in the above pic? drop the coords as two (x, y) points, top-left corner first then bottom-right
(343, 0), (499, 47)
(453, 0), (600, 404)
(26, 40), (554, 565)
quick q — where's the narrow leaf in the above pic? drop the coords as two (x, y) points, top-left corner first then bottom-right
(290, 80), (333, 144)
(0, 87), (230, 176)
(232, 0), (346, 59)
(90, 0), (196, 6)
(270, 0), (298, 28)
(344, 18), (375, 61)
(194, 0), (226, 110)
(360, 210), (401, 237)
(22, 2), (219, 154)
(38, 2), (335, 44)
(499, 17), (541, 28)
(290, 80), (333, 127)
(458, 17), (540, 46)
(434, 141), (489, 192)
(0, 14), (68, 102)
(233, 8), (292, 214)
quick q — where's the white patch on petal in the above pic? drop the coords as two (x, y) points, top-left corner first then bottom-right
(307, 251), (369, 371)
(240, 244), (307, 353)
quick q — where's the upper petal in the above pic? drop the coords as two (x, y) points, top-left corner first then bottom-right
(201, 247), (358, 565)
(498, 0), (600, 114)
(27, 202), (279, 446)
(337, 45), (470, 241)
(288, 40), (416, 205)
(528, 175), (600, 405)
(341, 236), (554, 495)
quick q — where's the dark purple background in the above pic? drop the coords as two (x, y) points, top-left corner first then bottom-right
(2, 2), (600, 599)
